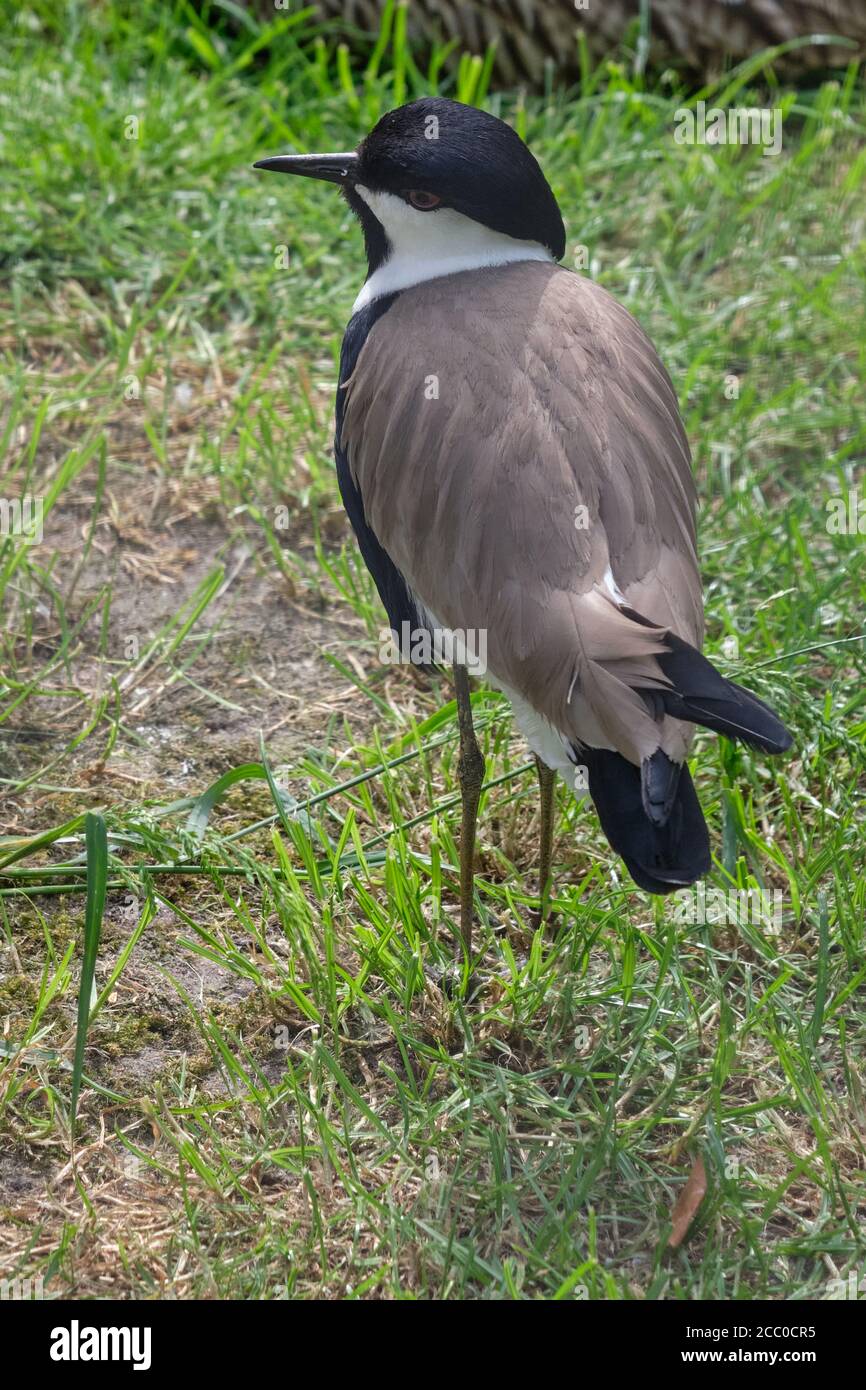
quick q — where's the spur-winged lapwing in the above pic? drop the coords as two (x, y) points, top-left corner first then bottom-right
(254, 98), (792, 947)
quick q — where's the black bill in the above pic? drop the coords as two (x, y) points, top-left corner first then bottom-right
(252, 152), (358, 185)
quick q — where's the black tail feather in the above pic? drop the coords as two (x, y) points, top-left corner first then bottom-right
(582, 747), (711, 894)
(573, 615), (791, 893)
(641, 747), (681, 826)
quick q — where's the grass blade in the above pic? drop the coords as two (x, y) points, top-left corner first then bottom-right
(70, 812), (108, 1137)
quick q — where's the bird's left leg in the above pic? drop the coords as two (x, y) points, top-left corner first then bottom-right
(453, 662), (485, 952)
(533, 755), (557, 927)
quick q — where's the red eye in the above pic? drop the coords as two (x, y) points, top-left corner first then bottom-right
(407, 190), (442, 211)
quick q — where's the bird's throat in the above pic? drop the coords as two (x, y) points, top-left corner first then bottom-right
(348, 185), (553, 312)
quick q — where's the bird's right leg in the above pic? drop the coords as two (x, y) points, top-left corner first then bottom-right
(453, 662), (485, 953)
(532, 754), (557, 928)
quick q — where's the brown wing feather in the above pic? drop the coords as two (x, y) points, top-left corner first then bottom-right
(340, 260), (703, 764)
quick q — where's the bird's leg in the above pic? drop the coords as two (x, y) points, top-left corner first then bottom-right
(454, 662), (485, 952)
(533, 755), (556, 927)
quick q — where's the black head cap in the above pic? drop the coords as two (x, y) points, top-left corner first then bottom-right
(351, 97), (566, 262)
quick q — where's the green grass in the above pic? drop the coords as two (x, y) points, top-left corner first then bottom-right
(1, 0), (865, 1299)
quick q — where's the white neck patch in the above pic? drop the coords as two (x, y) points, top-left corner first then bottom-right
(351, 185), (553, 313)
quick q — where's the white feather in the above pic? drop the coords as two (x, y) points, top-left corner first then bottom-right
(352, 187), (552, 312)
(602, 565), (627, 605)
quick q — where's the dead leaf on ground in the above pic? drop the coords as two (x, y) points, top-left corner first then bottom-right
(668, 1153), (707, 1248)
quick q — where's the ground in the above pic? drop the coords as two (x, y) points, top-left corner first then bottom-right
(0, 1), (865, 1300)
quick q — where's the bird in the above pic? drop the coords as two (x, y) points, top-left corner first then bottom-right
(254, 96), (792, 948)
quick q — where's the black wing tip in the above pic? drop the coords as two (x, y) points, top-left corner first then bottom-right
(724, 680), (794, 755)
(773, 726), (794, 753)
(648, 635), (794, 757)
(736, 727), (794, 756)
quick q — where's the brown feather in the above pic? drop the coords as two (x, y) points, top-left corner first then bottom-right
(340, 261), (703, 766)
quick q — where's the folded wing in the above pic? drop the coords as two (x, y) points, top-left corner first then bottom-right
(340, 260), (703, 766)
